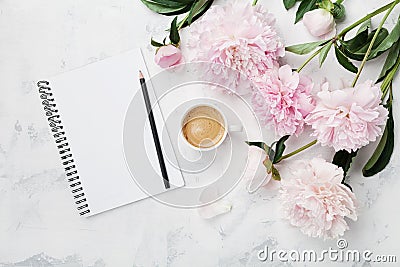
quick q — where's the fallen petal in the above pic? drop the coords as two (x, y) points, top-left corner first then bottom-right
(198, 200), (232, 219)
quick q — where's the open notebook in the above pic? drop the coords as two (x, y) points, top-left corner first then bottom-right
(37, 49), (185, 217)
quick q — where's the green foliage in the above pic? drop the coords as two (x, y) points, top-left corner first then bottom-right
(140, 0), (194, 16)
(319, 41), (333, 66)
(273, 135), (290, 163)
(141, 0), (213, 28)
(363, 93), (395, 177)
(143, 0), (214, 48)
(169, 17), (180, 45)
(151, 38), (164, 47)
(369, 16), (400, 59)
(332, 150), (358, 180)
(377, 40), (400, 83)
(246, 136), (290, 182)
(295, 0), (320, 23)
(245, 141), (272, 155)
(339, 23), (390, 61)
(334, 45), (358, 73)
(283, 0), (298, 10)
(286, 40), (327, 55)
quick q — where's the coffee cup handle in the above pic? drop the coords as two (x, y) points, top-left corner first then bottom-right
(228, 125), (243, 132)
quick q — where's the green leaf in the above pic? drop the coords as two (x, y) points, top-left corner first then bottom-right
(343, 182), (353, 191)
(165, 0), (195, 3)
(283, 0), (297, 10)
(188, 0), (212, 25)
(187, 0), (201, 25)
(342, 22), (370, 52)
(263, 157), (273, 173)
(151, 38), (164, 47)
(334, 45), (358, 73)
(332, 150), (358, 179)
(246, 141), (271, 153)
(381, 57), (400, 95)
(140, 0), (191, 15)
(175, 0), (213, 29)
(273, 135), (290, 163)
(377, 40), (400, 83)
(341, 28), (389, 61)
(369, 17), (400, 59)
(169, 16), (180, 45)
(286, 40), (327, 55)
(319, 42), (333, 67)
(363, 28), (390, 59)
(295, 0), (318, 23)
(271, 166), (281, 181)
(357, 19), (371, 35)
(363, 104), (394, 177)
(143, 0), (187, 8)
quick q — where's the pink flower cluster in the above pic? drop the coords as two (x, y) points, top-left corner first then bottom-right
(280, 158), (357, 240)
(182, 0), (390, 240)
(189, 0), (285, 94)
(252, 65), (315, 136)
(252, 73), (387, 147)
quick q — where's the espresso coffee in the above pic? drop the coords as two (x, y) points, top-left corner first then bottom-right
(182, 106), (226, 149)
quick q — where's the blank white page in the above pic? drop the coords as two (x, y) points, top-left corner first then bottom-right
(49, 49), (184, 216)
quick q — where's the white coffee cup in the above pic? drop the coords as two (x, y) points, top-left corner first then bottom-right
(180, 104), (242, 152)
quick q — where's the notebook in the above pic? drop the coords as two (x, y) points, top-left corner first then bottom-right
(37, 49), (185, 217)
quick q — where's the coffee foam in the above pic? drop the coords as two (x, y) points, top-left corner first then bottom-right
(182, 106), (225, 148)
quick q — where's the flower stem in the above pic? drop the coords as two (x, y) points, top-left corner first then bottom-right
(296, 46), (325, 73)
(381, 55), (400, 99)
(177, 13), (190, 31)
(295, 1), (399, 73)
(276, 140), (318, 163)
(252, 0), (258, 6)
(351, 0), (399, 87)
(338, 0), (399, 38)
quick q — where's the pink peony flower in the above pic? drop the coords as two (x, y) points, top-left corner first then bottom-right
(155, 45), (183, 68)
(303, 9), (336, 38)
(305, 80), (388, 152)
(251, 65), (315, 137)
(189, 0), (285, 94)
(280, 158), (357, 240)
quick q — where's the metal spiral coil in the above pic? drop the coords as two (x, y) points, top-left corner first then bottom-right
(37, 81), (90, 216)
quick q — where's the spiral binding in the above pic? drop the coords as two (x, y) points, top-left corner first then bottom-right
(37, 81), (90, 216)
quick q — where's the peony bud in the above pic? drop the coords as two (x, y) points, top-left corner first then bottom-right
(154, 44), (183, 68)
(332, 3), (346, 20)
(302, 8), (336, 37)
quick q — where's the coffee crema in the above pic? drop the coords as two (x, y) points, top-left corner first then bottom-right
(182, 106), (225, 148)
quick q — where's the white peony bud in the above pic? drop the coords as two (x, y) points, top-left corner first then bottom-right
(303, 8), (336, 37)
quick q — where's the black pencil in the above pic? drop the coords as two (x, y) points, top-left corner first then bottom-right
(139, 70), (170, 189)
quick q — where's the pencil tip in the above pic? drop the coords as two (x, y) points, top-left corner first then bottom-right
(139, 70), (144, 79)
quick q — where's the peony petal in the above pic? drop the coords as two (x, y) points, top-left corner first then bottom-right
(198, 200), (232, 219)
(155, 45), (183, 68)
(303, 9), (336, 38)
(252, 65), (315, 136)
(188, 0), (285, 95)
(280, 158), (358, 240)
(307, 80), (388, 152)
